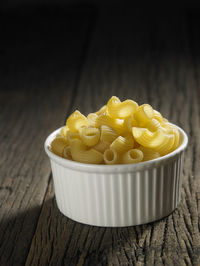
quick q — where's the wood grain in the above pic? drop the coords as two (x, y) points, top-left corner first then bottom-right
(25, 7), (200, 266)
(0, 6), (93, 266)
(1, 6), (200, 266)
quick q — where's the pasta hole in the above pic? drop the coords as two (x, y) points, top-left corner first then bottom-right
(105, 149), (115, 161)
(129, 150), (139, 159)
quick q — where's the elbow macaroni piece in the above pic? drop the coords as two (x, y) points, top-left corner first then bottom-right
(79, 126), (100, 146)
(104, 148), (118, 165)
(96, 114), (125, 135)
(107, 96), (138, 118)
(70, 139), (103, 164)
(139, 146), (160, 161)
(110, 135), (134, 153)
(67, 110), (89, 132)
(51, 136), (68, 157)
(134, 104), (154, 126)
(121, 149), (143, 164)
(87, 113), (98, 127)
(51, 96), (180, 164)
(132, 127), (170, 149)
(100, 125), (118, 143)
(94, 141), (110, 153)
(63, 146), (72, 159)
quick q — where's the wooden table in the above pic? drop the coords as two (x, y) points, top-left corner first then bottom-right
(0, 5), (200, 266)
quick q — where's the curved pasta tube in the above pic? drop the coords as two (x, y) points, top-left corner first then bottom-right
(96, 114), (125, 134)
(60, 126), (69, 137)
(104, 148), (118, 165)
(94, 141), (110, 153)
(171, 128), (180, 151)
(63, 146), (72, 159)
(66, 110), (89, 132)
(132, 127), (170, 149)
(70, 139), (103, 164)
(95, 105), (107, 115)
(110, 135), (134, 153)
(145, 118), (161, 132)
(153, 133), (175, 155)
(79, 126), (100, 146)
(161, 122), (175, 134)
(139, 146), (160, 161)
(51, 137), (68, 157)
(67, 131), (80, 143)
(87, 113), (98, 126)
(123, 115), (138, 132)
(134, 104), (154, 126)
(100, 125), (118, 143)
(121, 149), (143, 164)
(107, 96), (138, 119)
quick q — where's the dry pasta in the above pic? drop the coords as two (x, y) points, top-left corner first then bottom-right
(110, 135), (134, 153)
(132, 127), (170, 149)
(104, 148), (118, 165)
(87, 113), (98, 126)
(50, 96), (181, 164)
(139, 146), (160, 161)
(123, 115), (138, 132)
(107, 96), (138, 118)
(67, 110), (89, 132)
(96, 114), (125, 134)
(121, 149), (143, 164)
(70, 139), (103, 164)
(79, 126), (100, 146)
(63, 146), (72, 159)
(100, 125), (118, 143)
(93, 141), (110, 153)
(134, 104), (154, 126)
(51, 136), (68, 157)
(95, 105), (107, 115)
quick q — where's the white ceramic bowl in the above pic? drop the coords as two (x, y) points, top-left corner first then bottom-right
(44, 125), (188, 227)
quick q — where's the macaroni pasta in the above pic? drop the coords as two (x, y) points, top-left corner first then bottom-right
(50, 96), (180, 164)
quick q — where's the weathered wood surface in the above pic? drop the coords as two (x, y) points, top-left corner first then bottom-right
(1, 6), (200, 266)
(0, 6), (94, 266)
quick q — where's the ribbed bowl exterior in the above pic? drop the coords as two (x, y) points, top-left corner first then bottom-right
(45, 126), (188, 227)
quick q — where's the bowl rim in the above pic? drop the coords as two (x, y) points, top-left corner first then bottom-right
(44, 124), (188, 173)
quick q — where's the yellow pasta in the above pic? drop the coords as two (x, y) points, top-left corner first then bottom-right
(51, 136), (68, 157)
(96, 114), (125, 134)
(60, 126), (69, 137)
(66, 110), (89, 132)
(104, 148), (118, 165)
(123, 115), (138, 132)
(87, 113), (98, 127)
(95, 105), (107, 115)
(70, 139), (103, 164)
(132, 127), (170, 149)
(110, 135), (134, 153)
(63, 146), (72, 159)
(94, 141), (110, 153)
(67, 131), (80, 143)
(153, 133), (175, 156)
(134, 104), (154, 126)
(121, 149), (143, 164)
(145, 118), (161, 132)
(172, 128), (180, 150)
(139, 146), (160, 161)
(100, 125), (118, 143)
(107, 96), (138, 118)
(154, 110), (168, 123)
(79, 126), (100, 146)
(51, 96), (181, 164)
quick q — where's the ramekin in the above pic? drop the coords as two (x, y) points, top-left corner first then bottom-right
(44, 125), (188, 227)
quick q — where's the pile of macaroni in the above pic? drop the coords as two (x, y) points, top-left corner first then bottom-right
(50, 96), (180, 164)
